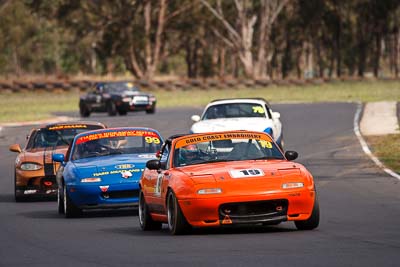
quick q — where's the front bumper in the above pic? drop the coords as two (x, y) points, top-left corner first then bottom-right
(66, 183), (140, 210)
(15, 170), (57, 198)
(178, 190), (315, 227)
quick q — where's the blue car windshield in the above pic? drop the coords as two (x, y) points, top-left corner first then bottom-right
(103, 82), (139, 93)
(71, 132), (162, 160)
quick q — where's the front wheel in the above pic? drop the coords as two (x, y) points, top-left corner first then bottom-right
(14, 172), (26, 202)
(63, 185), (81, 218)
(294, 197), (320, 230)
(107, 102), (117, 116)
(146, 106), (156, 114)
(138, 191), (162, 230)
(57, 186), (65, 214)
(167, 191), (190, 235)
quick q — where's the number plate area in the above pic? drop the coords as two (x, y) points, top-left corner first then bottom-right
(132, 96), (149, 104)
(229, 168), (264, 178)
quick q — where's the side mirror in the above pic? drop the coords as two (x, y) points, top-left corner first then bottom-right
(52, 154), (65, 163)
(191, 115), (201, 122)
(9, 144), (22, 153)
(146, 159), (161, 170)
(285, 151), (298, 161)
(272, 112), (281, 119)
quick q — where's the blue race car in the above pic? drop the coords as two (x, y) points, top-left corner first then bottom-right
(52, 127), (163, 218)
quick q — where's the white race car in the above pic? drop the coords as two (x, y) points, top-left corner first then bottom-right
(190, 98), (284, 149)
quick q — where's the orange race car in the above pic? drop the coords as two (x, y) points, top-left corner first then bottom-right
(139, 131), (319, 235)
(9, 121), (106, 201)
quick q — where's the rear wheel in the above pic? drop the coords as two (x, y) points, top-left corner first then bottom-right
(138, 191), (162, 230)
(63, 185), (81, 218)
(107, 102), (117, 116)
(167, 191), (190, 235)
(79, 103), (91, 117)
(294, 197), (320, 230)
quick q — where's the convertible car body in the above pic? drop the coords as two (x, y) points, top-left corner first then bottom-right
(9, 121), (106, 202)
(53, 127), (163, 217)
(190, 98), (283, 148)
(139, 131), (319, 234)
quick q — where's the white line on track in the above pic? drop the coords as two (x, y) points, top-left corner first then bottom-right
(354, 101), (400, 180)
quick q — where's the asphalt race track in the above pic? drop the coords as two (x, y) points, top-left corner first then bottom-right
(0, 103), (399, 267)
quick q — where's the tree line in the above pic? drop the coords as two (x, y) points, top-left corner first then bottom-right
(1, 0), (399, 81)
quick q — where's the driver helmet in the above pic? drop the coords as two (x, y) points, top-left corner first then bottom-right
(45, 131), (59, 144)
(180, 144), (198, 162)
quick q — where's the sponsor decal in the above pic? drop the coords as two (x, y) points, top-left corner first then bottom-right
(138, 154), (157, 159)
(76, 130), (159, 144)
(252, 106), (265, 114)
(121, 170), (133, 179)
(93, 168), (143, 177)
(176, 132), (268, 148)
(48, 124), (88, 130)
(115, 164), (134, 169)
(99, 185), (109, 192)
(229, 168), (264, 178)
(221, 215), (232, 225)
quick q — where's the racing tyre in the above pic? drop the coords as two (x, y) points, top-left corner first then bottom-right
(57, 186), (65, 214)
(118, 109), (127, 116)
(146, 106), (156, 114)
(167, 190), (191, 235)
(63, 185), (81, 218)
(107, 102), (117, 116)
(138, 191), (162, 230)
(79, 103), (91, 117)
(14, 172), (26, 202)
(294, 197), (320, 230)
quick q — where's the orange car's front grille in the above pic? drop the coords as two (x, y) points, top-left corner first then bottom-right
(219, 199), (288, 224)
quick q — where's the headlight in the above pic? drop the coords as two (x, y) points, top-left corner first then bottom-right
(197, 188), (222, 194)
(20, 163), (42, 171)
(122, 97), (131, 102)
(80, 178), (102, 183)
(282, 182), (304, 189)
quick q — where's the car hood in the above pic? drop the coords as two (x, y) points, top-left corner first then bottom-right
(72, 154), (156, 183)
(179, 160), (305, 195)
(191, 118), (274, 133)
(20, 147), (69, 164)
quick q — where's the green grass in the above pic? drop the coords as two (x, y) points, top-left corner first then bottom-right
(366, 134), (400, 174)
(0, 79), (399, 123)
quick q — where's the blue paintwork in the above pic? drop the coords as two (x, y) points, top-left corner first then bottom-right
(60, 127), (163, 210)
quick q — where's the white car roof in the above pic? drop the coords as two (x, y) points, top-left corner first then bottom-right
(207, 98), (269, 107)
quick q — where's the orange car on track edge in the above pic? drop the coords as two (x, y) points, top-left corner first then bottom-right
(139, 131), (319, 234)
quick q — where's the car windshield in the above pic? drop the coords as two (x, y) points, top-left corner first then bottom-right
(71, 130), (162, 160)
(173, 132), (284, 167)
(26, 124), (103, 149)
(103, 82), (139, 93)
(203, 103), (267, 119)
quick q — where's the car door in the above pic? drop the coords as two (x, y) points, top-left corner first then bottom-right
(146, 144), (171, 214)
(265, 104), (282, 141)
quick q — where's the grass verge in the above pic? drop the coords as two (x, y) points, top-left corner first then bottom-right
(1, 79), (399, 123)
(365, 134), (400, 174)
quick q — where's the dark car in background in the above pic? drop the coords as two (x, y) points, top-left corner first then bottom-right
(79, 81), (157, 117)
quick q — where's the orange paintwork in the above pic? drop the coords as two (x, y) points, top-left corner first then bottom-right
(140, 131), (317, 228)
(10, 121), (106, 199)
